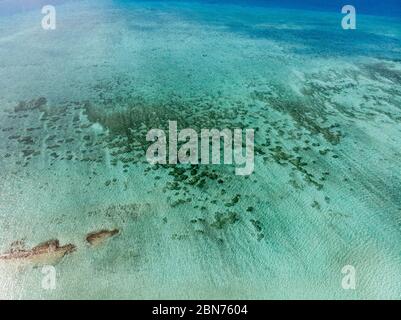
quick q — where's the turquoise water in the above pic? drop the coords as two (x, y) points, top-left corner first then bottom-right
(0, 0), (400, 299)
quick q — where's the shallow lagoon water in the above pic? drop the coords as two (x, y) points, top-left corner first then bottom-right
(0, 0), (400, 299)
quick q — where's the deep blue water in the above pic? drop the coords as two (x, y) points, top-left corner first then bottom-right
(1, 0), (400, 62)
(1, 0), (401, 17)
(202, 0), (401, 17)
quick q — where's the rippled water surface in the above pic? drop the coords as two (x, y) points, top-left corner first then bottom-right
(0, 0), (400, 299)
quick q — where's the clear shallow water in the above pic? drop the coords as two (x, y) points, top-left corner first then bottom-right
(0, 0), (400, 299)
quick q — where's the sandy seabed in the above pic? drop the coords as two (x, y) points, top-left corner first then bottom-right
(0, 0), (400, 299)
